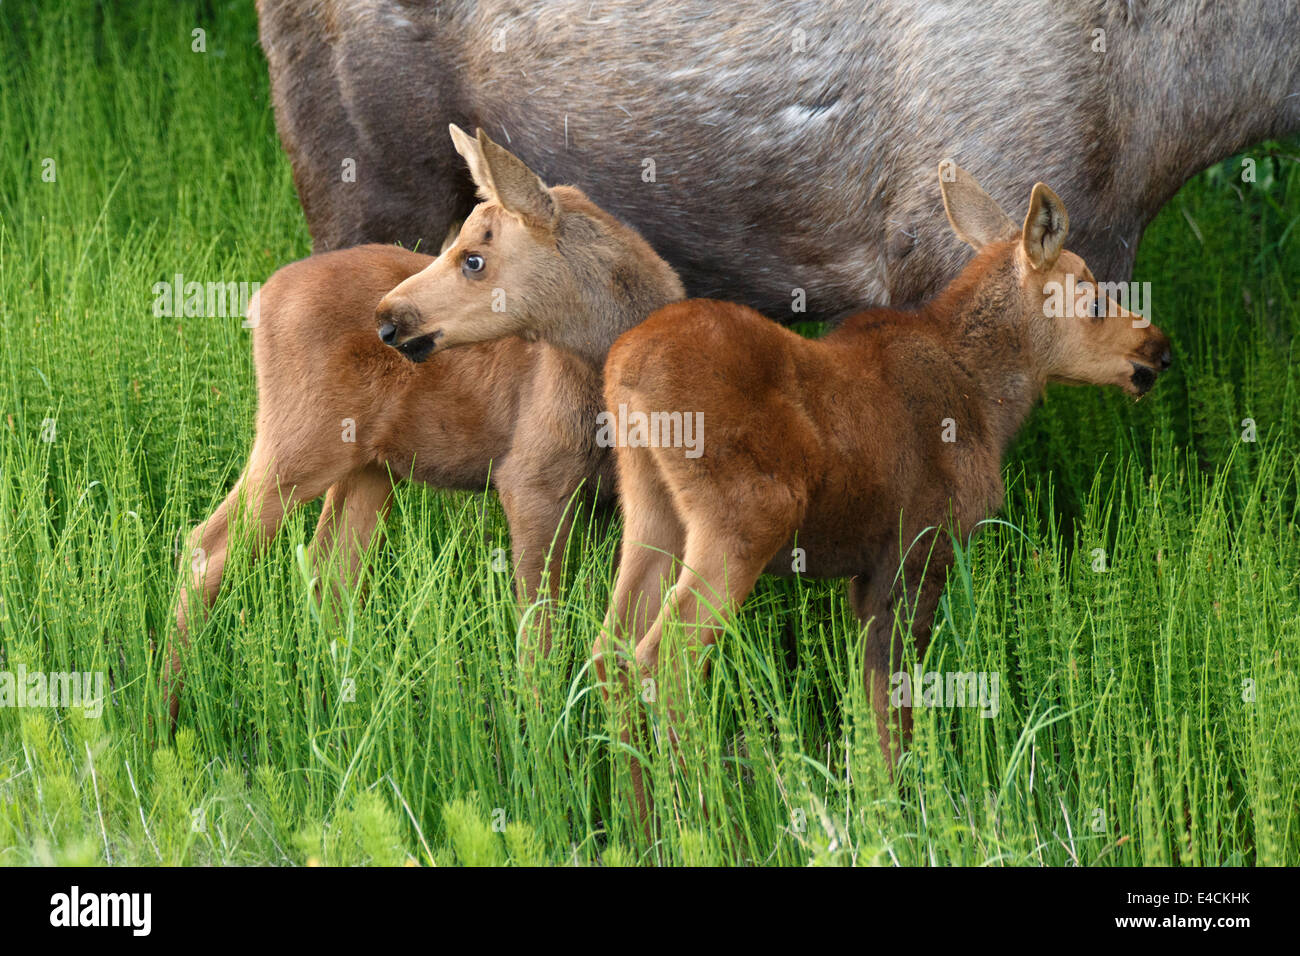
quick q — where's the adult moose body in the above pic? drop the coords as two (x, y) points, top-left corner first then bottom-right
(258, 0), (1299, 320)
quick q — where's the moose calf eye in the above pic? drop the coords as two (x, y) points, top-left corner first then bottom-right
(462, 253), (485, 277)
(1077, 281), (1104, 320)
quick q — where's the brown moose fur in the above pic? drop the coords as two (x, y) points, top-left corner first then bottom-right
(596, 164), (1171, 795)
(168, 127), (683, 720)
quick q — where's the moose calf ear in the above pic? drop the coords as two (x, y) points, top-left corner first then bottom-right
(1021, 182), (1069, 271)
(939, 160), (1018, 250)
(474, 128), (559, 230)
(449, 124), (496, 202)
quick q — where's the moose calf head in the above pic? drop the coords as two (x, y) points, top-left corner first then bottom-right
(939, 162), (1172, 397)
(376, 125), (680, 365)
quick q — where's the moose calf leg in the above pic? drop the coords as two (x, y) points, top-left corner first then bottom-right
(624, 528), (775, 821)
(854, 540), (953, 770)
(498, 479), (586, 662)
(167, 443), (328, 722)
(595, 466), (685, 685)
(310, 465), (394, 615)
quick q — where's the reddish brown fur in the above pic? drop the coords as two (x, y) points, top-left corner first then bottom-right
(167, 130), (683, 721)
(596, 166), (1171, 809)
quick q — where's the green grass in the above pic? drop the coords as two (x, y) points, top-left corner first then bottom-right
(0, 0), (1297, 866)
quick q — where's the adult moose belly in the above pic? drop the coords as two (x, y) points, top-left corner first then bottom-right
(263, 0), (1233, 319)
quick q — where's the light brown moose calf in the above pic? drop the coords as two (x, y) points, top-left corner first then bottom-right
(169, 126), (683, 720)
(596, 163), (1172, 779)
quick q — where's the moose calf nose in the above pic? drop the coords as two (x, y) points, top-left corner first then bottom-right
(376, 296), (419, 346)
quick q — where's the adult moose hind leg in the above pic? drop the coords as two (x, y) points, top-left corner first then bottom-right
(258, 0), (476, 252)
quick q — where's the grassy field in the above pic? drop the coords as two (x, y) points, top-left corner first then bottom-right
(0, 0), (1297, 867)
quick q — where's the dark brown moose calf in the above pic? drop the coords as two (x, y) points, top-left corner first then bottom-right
(595, 164), (1171, 803)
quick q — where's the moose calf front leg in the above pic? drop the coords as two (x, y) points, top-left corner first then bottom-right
(498, 481), (583, 662)
(310, 466), (394, 618)
(854, 540), (953, 770)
